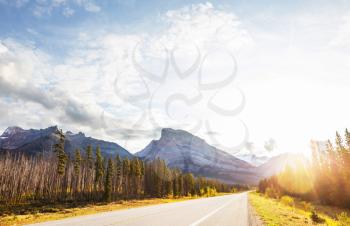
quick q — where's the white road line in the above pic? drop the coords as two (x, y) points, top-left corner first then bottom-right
(189, 198), (233, 226)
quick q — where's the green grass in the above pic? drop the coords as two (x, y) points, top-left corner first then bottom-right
(249, 192), (342, 226)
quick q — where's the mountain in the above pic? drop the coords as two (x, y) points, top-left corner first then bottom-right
(236, 153), (270, 166)
(136, 128), (259, 184)
(0, 126), (133, 158)
(0, 126), (303, 185)
(255, 153), (309, 179)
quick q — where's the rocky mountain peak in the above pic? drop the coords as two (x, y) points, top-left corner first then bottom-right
(0, 125), (132, 158)
(1, 126), (24, 137)
(137, 128), (258, 184)
(160, 128), (203, 144)
(45, 126), (59, 133)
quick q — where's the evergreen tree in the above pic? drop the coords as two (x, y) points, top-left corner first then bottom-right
(95, 146), (104, 191)
(133, 159), (142, 195)
(184, 173), (195, 196)
(86, 145), (94, 169)
(172, 169), (179, 197)
(154, 158), (163, 197)
(122, 158), (130, 196)
(178, 174), (184, 196)
(74, 148), (82, 176)
(345, 129), (350, 148)
(104, 158), (114, 202)
(335, 131), (345, 153)
(164, 168), (172, 196)
(115, 155), (122, 194)
(54, 129), (67, 175)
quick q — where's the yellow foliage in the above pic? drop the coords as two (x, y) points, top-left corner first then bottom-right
(277, 161), (313, 195)
(280, 195), (294, 207)
(300, 201), (312, 211)
(337, 212), (350, 226)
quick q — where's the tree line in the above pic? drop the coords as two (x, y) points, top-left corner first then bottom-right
(258, 129), (350, 208)
(0, 130), (237, 205)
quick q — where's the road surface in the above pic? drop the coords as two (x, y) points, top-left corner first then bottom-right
(27, 192), (250, 226)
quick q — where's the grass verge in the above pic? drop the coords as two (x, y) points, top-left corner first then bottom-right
(0, 193), (231, 226)
(248, 192), (346, 226)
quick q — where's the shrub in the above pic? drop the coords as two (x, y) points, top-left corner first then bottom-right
(265, 187), (274, 198)
(280, 195), (294, 207)
(337, 212), (350, 226)
(265, 187), (280, 199)
(300, 201), (312, 211)
(205, 187), (217, 197)
(310, 211), (325, 224)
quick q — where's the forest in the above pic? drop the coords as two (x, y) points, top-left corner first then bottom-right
(258, 129), (350, 209)
(0, 130), (237, 206)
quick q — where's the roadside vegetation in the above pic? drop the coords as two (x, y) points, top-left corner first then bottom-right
(1, 194), (236, 226)
(252, 129), (350, 225)
(258, 129), (350, 209)
(249, 192), (350, 226)
(0, 129), (247, 225)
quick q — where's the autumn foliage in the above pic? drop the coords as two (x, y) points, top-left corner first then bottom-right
(258, 129), (350, 209)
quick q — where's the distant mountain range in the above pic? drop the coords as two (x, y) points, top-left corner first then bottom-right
(0, 126), (132, 158)
(255, 152), (309, 179)
(0, 126), (302, 185)
(235, 153), (270, 167)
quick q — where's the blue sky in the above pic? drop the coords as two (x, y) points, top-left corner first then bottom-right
(1, 0), (344, 57)
(1, 0), (350, 155)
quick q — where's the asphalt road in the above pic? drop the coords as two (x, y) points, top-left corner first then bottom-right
(27, 192), (249, 226)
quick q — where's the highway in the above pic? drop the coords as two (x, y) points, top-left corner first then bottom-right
(27, 192), (250, 226)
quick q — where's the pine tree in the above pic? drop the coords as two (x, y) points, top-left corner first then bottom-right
(335, 131), (345, 152)
(144, 162), (152, 196)
(122, 158), (130, 197)
(54, 129), (67, 176)
(95, 146), (104, 192)
(86, 145), (94, 169)
(104, 158), (114, 202)
(172, 169), (179, 197)
(342, 129), (350, 166)
(140, 159), (145, 195)
(133, 159), (142, 196)
(115, 155), (122, 194)
(178, 174), (184, 196)
(74, 149), (82, 176)
(154, 158), (164, 197)
(345, 129), (350, 148)
(188, 173), (195, 196)
(343, 129), (350, 206)
(164, 168), (172, 196)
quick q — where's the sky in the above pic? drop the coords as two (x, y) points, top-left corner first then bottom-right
(1, 0), (350, 156)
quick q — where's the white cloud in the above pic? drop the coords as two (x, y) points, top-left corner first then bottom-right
(79, 1), (100, 12)
(161, 2), (252, 51)
(15, 0), (29, 8)
(0, 3), (252, 152)
(2, 2), (350, 156)
(63, 7), (74, 17)
(330, 12), (350, 48)
(0, 43), (8, 54)
(0, 39), (111, 134)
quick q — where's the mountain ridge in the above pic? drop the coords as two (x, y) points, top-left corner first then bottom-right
(0, 126), (300, 185)
(136, 128), (259, 184)
(0, 125), (133, 158)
